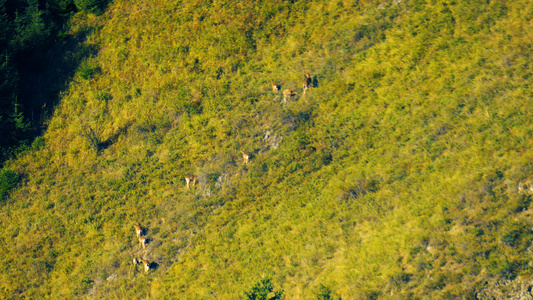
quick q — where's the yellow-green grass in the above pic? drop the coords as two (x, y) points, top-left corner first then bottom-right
(1, 0), (533, 298)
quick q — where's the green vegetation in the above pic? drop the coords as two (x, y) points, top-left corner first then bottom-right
(0, 0), (110, 164)
(1, 0), (533, 298)
(0, 167), (19, 201)
(244, 278), (284, 300)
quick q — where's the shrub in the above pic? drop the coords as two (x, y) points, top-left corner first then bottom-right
(244, 278), (284, 300)
(74, 0), (109, 14)
(0, 168), (20, 202)
(315, 284), (340, 300)
(31, 136), (45, 151)
(77, 61), (100, 80)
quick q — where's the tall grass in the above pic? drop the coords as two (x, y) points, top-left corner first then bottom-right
(1, 0), (532, 298)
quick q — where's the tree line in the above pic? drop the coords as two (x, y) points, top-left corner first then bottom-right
(0, 0), (108, 164)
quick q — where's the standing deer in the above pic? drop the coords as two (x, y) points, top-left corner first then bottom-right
(140, 259), (151, 273)
(139, 236), (149, 249)
(302, 73), (312, 101)
(133, 224), (143, 239)
(271, 82), (281, 92)
(185, 174), (198, 190)
(303, 73), (312, 91)
(240, 151), (250, 165)
(131, 257), (140, 275)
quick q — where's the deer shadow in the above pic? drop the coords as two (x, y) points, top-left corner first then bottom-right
(312, 75), (319, 88)
(96, 122), (133, 152)
(149, 261), (159, 271)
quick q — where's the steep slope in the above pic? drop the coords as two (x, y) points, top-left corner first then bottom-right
(1, 0), (533, 298)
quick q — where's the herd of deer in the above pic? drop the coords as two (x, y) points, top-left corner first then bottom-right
(184, 150), (250, 190)
(181, 73), (312, 193)
(131, 150), (249, 273)
(272, 72), (313, 104)
(132, 224), (152, 274)
(129, 73), (313, 274)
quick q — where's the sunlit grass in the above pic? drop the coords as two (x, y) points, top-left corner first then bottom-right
(0, 0), (532, 298)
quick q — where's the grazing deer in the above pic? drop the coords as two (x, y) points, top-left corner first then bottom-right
(139, 236), (149, 249)
(282, 89), (297, 103)
(133, 257), (140, 266)
(271, 82), (281, 92)
(140, 259), (151, 273)
(240, 151), (250, 165)
(185, 174), (197, 190)
(134, 224), (143, 239)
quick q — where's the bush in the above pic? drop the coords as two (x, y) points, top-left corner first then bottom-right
(31, 136), (45, 151)
(315, 284), (340, 300)
(74, 0), (109, 14)
(244, 278), (284, 300)
(0, 168), (20, 202)
(77, 61), (100, 80)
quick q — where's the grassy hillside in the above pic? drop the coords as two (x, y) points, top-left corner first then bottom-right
(1, 0), (533, 298)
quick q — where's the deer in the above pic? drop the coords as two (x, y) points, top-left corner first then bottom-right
(282, 89), (297, 104)
(302, 73), (312, 101)
(140, 259), (151, 273)
(131, 257), (140, 275)
(133, 258), (152, 273)
(133, 224), (143, 239)
(303, 73), (312, 91)
(271, 82), (281, 92)
(185, 174), (197, 190)
(240, 151), (250, 165)
(138, 236), (149, 249)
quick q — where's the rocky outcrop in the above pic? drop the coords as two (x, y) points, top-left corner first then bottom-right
(477, 277), (533, 300)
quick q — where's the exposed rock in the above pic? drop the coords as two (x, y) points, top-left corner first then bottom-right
(477, 277), (533, 300)
(106, 274), (117, 281)
(263, 130), (282, 150)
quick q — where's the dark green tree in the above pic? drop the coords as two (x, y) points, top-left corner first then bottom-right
(0, 0), (12, 48)
(10, 0), (50, 51)
(0, 168), (20, 201)
(0, 52), (24, 162)
(244, 278), (284, 300)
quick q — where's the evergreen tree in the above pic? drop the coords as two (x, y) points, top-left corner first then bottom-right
(0, 0), (12, 49)
(11, 0), (50, 52)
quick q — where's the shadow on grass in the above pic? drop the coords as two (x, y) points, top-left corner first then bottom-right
(17, 26), (100, 136)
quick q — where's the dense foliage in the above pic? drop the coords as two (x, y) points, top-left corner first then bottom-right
(0, 168), (19, 201)
(0, 0), (110, 164)
(1, 0), (532, 298)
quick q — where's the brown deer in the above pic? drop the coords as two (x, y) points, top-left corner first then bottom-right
(133, 224), (143, 239)
(302, 73), (312, 101)
(185, 174), (197, 190)
(282, 89), (297, 103)
(138, 236), (149, 249)
(140, 259), (151, 273)
(271, 82), (281, 92)
(303, 73), (312, 91)
(240, 151), (250, 165)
